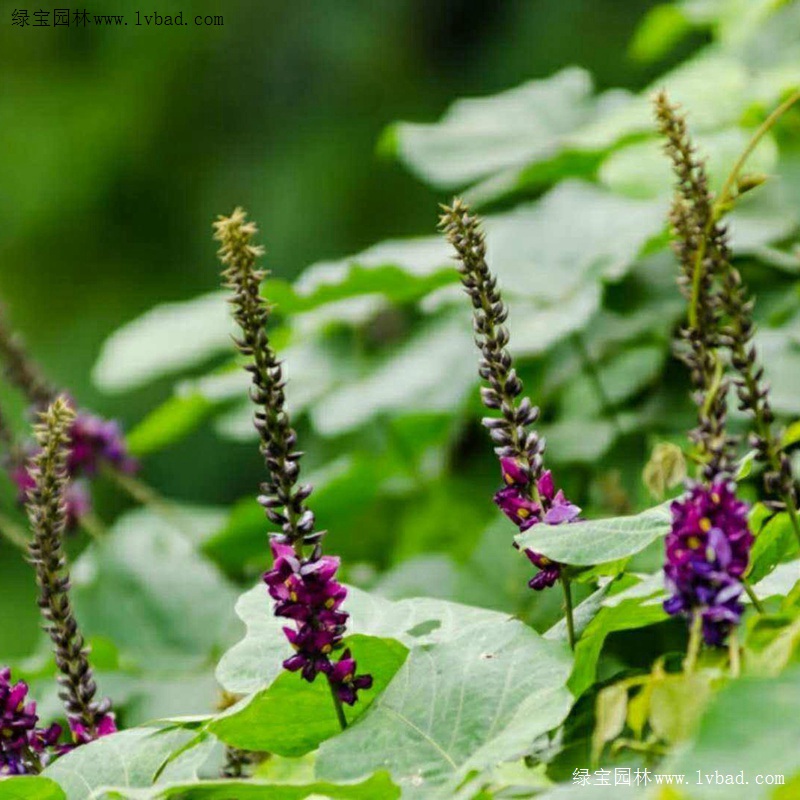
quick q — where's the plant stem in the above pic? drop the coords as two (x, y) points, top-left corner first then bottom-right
(328, 679), (348, 731)
(684, 611), (703, 673)
(689, 88), (800, 328)
(742, 577), (764, 614)
(716, 88), (800, 213)
(560, 574), (576, 651)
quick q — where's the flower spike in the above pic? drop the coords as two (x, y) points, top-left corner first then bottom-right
(25, 396), (116, 744)
(439, 201), (580, 584)
(215, 208), (371, 717)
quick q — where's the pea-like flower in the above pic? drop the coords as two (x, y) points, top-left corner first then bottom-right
(663, 480), (753, 645)
(329, 650), (374, 706)
(496, 457), (580, 590)
(0, 667), (61, 775)
(67, 412), (138, 476)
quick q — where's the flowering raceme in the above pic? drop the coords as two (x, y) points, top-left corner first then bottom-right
(216, 208), (371, 713)
(0, 667), (61, 775)
(663, 480), (752, 645)
(495, 457), (580, 590)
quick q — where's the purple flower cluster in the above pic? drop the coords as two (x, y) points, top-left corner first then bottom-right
(9, 410), (137, 529)
(66, 413), (138, 476)
(494, 457), (580, 590)
(263, 540), (372, 706)
(663, 480), (753, 646)
(67, 713), (117, 747)
(0, 667), (61, 775)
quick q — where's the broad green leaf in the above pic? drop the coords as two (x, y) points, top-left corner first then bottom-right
(569, 590), (668, 697)
(744, 612), (800, 677)
(310, 313), (476, 436)
(209, 635), (407, 756)
(315, 620), (573, 798)
(216, 585), (515, 696)
(755, 327), (800, 416)
(748, 508), (799, 585)
(43, 729), (212, 800)
(292, 237), (455, 300)
(98, 772), (399, 799)
(661, 668), (800, 798)
(600, 128), (778, 200)
(648, 671), (714, 744)
(0, 778), (65, 800)
(93, 292), (234, 393)
(382, 68), (600, 189)
(542, 418), (616, 465)
(72, 509), (238, 668)
(126, 394), (215, 457)
(629, 3), (693, 62)
(515, 504), (672, 567)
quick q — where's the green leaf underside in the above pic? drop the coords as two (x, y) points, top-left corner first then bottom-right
(515, 503), (672, 566)
(43, 729), (212, 800)
(216, 584), (511, 695)
(95, 772), (399, 799)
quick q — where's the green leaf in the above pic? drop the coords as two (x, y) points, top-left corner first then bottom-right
(126, 394), (214, 456)
(661, 668), (800, 798)
(591, 683), (627, 763)
(216, 585), (509, 696)
(43, 729), (212, 800)
(0, 778), (65, 800)
(628, 3), (693, 63)
(72, 508), (239, 668)
(600, 128), (778, 201)
(515, 504), (672, 567)
(569, 586), (668, 697)
(315, 621), (573, 798)
(209, 635), (407, 756)
(93, 292), (234, 393)
(748, 511), (799, 585)
(310, 313), (477, 436)
(744, 612), (800, 677)
(648, 671), (714, 744)
(98, 772), (399, 799)
(383, 67), (600, 189)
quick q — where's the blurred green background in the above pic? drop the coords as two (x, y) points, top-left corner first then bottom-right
(0, 0), (682, 655)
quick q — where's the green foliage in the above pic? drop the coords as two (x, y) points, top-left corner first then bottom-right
(5, 2), (800, 797)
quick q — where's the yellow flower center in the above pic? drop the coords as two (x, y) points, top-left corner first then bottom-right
(518, 508), (530, 519)
(699, 518), (712, 533)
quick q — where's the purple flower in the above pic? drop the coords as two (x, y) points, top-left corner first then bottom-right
(264, 539), (369, 691)
(494, 486), (540, 531)
(663, 480), (753, 645)
(0, 667), (61, 775)
(494, 462), (580, 591)
(67, 713), (117, 746)
(329, 649), (373, 706)
(10, 461), (91, 531)
(67, 413), (138, 477)
(7, 409), (136, 531)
